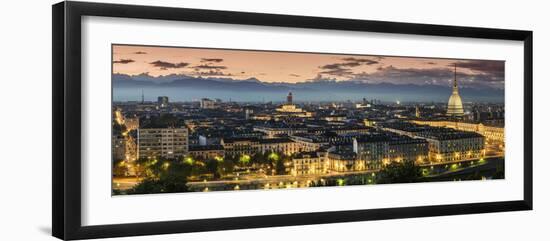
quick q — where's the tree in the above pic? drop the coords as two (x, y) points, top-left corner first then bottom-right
(239, 154), (251, 166)
(127, 175), (188, 194)
(205, 159), (220, 178)
(190, 161), (207, 177)
(113, 159), (129, 177)
(275, 159), (286, 175)
(127, 158), (192, 194)
(377, 161), (422, 184)
(217, 158), (234, 176)
(252, 152), (267, 166)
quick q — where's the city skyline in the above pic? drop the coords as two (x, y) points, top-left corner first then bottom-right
(113, 45), (505, 90)
(112, 89), (505, 194)
(111, 44), (505, 195)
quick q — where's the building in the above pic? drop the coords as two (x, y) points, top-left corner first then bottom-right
(253, 125), (308, 138)
(221, 137), (260, 157)
(419, 131), (484, 162)
(137, 127), (189, 159)
(244, 109), (253, 120)
(328, 150), (362, 172)
(328, 125), (372, 136)
(287, 91), (293, 103)
(289, 132), (358, 152)
(291, 151), (328, 176)
(323, 115), (346, 122)
(387, 138), (429, 164)
(188, 145), (225, 160)
(157, 96), (169, 108)
(275, 92), (312, 118)
(258, 138), (300, 156)
(200, 98), (216, 109)
(447, 65), (464, 117)
(289, 133), (330, 152)
(112, 134), (126, 161)
(412, 120), (504, 144)
(353, 133), (429, 169)
(221, 137), (299, 156)
(380, 122), (484, 163)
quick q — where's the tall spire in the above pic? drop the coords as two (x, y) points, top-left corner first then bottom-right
(453, 64), (458, 89)
(141, 89), (144, 103)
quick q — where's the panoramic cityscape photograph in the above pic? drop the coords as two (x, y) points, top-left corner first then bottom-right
(111, 44), (505, 195)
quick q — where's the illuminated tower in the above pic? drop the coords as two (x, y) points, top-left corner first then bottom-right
(447, 64), (464, 117)
(287, 91), (293, 104)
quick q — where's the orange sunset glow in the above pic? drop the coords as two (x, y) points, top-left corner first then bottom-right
(113, 44), (504, 89)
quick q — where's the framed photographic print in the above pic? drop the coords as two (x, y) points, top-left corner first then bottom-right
(52, 1), (533, 240)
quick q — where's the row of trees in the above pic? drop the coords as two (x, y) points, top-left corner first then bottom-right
(224, 152), (289, 175)
(122, 151), (291, 194)
(376, 161), (422, 184)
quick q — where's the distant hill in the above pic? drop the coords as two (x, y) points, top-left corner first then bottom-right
(112, 73), (504, 103)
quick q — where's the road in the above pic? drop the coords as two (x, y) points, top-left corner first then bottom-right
(113, 155), (504, 191)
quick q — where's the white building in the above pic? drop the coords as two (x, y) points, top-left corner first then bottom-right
(137, 127), (189, 159)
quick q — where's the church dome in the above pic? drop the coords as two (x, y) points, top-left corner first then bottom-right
(447, 91), (464, 116)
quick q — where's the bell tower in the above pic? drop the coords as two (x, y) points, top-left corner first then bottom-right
(287, 91), (293, 104)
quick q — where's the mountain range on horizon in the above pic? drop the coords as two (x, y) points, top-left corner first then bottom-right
(112, 73), (504, 103)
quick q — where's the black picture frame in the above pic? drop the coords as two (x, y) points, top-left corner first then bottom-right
(52, 1), (533, 240)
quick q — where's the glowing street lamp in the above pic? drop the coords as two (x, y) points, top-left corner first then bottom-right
(184, 156), (194, 165)
(239, 154), (251, 164)
(268, 152), (279, 161)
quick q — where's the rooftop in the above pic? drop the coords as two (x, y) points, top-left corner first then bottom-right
(258, 138), (294, 144)
(294, 151), (321, 159)
(381, 122), (484, 140)
(221, 137), (260, 143)
(189, 145), (224, 151)
(328, 150), (357, 160)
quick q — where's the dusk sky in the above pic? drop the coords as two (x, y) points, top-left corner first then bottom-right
(113, 44), (505, 90)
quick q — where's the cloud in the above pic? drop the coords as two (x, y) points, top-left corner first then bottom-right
(317, 57), (381, 78)
(426, 62), (436, 65)
(341, 57), (379, 65)
(150, 60), (189, 69)
(193, 64), (227, 70)
(452, 60), (504, 75)
(133, 51), (147, 54)
(194, 70), (232, 76)
(318, 69), (353, 78)
(113, 59), (135, 64)
(318, 62), (355, 78)
(350, 65), (504, 89)
(289, 74), (301, 77)
(308, 74), (338, 82)
(320, 63), (345, 70)
(192, 62), (231, 76)
(201, 58), (224, 63)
